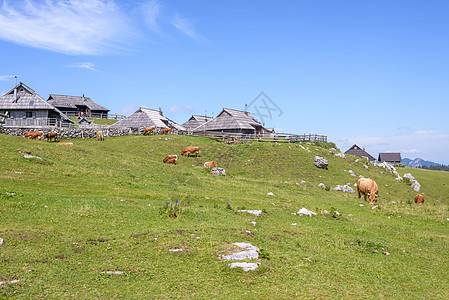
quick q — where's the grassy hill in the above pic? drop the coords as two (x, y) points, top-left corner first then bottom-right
(1, 134), (448, 298)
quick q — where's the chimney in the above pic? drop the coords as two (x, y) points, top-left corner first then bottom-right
(244, 103), (248, 115)
(82, 94), (86, 102)
(159, 107), (163, 116)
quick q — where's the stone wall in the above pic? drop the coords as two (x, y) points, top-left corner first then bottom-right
(0, 126), (135, 139)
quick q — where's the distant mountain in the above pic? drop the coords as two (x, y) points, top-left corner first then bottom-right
(402, 157), (440, 168)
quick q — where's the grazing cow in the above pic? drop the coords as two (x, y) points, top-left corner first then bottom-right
(23, 131), (43, 140)
(96, 131), (104, 141)
(181, 146), (199, 157)
(204, 161), (218, 168)
(142, 126), (155, 135)
(44, 132), (59, 142)
(163, 155), (178, 165)
(160, 126), (174, 135)
(356, 178), (379, 205)
(414, 194), (424, 204)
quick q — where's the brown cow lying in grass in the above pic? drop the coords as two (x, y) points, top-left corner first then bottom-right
(414, 194), (424, 204)
(44, 132), (59, 142)
(142, 126), (155, 135)
(96, 131), (104, 141)
(23, 131), (43, 140)
(204, 161), (218, 168)
(163, 155), (178, 165)
(181, 147), (199, 157)
(356, 178), (379, 205)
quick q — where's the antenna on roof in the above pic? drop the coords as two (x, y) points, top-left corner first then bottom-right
(13, 76), (18, 102)
(205, 109), (207, 117)
(159, 107), (163, 116)
(244, 103), (248, 112)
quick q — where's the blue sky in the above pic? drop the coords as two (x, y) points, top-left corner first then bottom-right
(1, 0), (448, 164)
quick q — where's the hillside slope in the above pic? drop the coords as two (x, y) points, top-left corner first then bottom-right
(1, 134), (448, 298)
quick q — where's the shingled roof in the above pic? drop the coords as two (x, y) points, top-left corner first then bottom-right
(109, 107), (185, 130)
(378, 153), (402, 163)
(47, 94), (109, 112)
(0, 82), (72, 122)
(182, 115), (213, 130)
(194, 108), (267, 132)
(344, 144), (375, 161)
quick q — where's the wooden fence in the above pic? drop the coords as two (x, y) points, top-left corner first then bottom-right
(177, 130), (327, 143)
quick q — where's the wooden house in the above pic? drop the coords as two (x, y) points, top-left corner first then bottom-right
(47, 94), (110, 119)
(0, 82), (73, 127)
(182, 115), (213, 131)
(109, 107), (185, 132)
(193, 108), (269, 134)
(378, 153), (403, 166)
(344, 144), (375, 162)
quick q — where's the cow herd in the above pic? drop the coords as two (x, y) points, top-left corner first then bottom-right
(163, 146), (218, 169)
(22, 130), (425, 204)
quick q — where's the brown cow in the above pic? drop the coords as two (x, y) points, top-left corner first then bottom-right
(44, 132), (59, 142)
(414, 194), (424, 204)
(181, 147), (199, 157)
(356, 178), (379, 205)
(204, 161), (218, 168)
(142, 126), (155, 135)
(163, 155), (178, 165)
(96, 131), (104, 141)
(163, 155), (178, 163)
(160, 126), (174, 135)
(23, 131), (43, 140)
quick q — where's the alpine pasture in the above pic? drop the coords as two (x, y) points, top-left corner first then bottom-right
(1, 134), (448, 298)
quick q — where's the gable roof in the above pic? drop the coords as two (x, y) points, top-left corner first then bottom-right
(110, 107), (185, 130)
(344, 144), (375, 161)
(194, 108), (267, 132)
(47, 94), (109, 112)
(0, 82), (72, 122)
(182, 115), (213, 130)
(378, 153), (402, 162)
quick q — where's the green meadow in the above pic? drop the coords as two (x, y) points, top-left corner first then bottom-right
(1, 134), (448, 298)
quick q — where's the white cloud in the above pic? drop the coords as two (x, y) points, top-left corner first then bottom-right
(171, 13), (203, 42)
(117, 104), (137, 116)
(168, 105), (193, 114)
(0, 75), (16, 81)
(0, 0), (134, 55)
(141, 0), (161, 32)
(415, 130), (438, 135)
(66, 62), (99, 72)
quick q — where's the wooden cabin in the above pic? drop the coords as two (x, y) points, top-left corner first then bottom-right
(0, 82), (73, 127)
(378, 153), (403, 166)
(182, 115), (213, 131)
(109, 107), (185, 133)
(47, 94), (110, 119)
(193, 108), (269, 135)
(344, 144), (375, 162)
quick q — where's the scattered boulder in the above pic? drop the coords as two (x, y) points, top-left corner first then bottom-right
(229, 262), (260, 271)
(267, 192), (274, 196)
(220, 243), (259, 261)
(211, 167), (226, 176)
(314, 156), (328, 169)
(348, 170), (357, 177)
(318, 183), (326, 188)
(0, 238), (4, 245)
(329, 148), (336, 152)
(295, 208), (316, 217)
(403, 173), (421, 192)
(23, 154), (42, 160)
(101, 270), (124, 275)
(333, 185), (355, 193)
(335, 153), (346, 159)
(237, 210), (262, 217)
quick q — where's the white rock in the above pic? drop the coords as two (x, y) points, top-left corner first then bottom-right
(237, 210), (262, 217)
(101, 271), (124, 275)
(220, 243), (259, 261)
(267, 192), (274, 196)
(229, 262), (260, 271)
(296, 208), (316, 217)
(0, 238), (4, 245)
(335, 153), (346, 159)
(318, 183), (325, 188)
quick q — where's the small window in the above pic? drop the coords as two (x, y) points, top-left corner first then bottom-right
(26, 111), (33, 118)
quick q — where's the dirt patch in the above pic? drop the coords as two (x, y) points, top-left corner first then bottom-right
(132, 232), (149, 238)
(54, 254), (67, 259)
(26, 260), (50, 264)
(74, 248), (85, 253)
